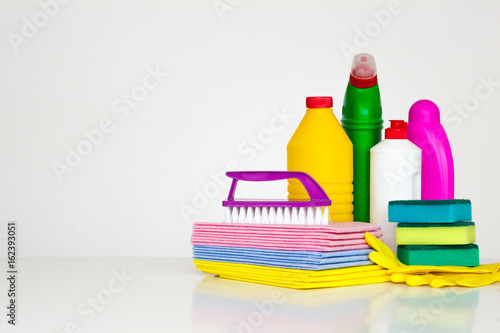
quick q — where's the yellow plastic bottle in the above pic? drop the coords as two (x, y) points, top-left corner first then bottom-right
(287, 96), (353, 222)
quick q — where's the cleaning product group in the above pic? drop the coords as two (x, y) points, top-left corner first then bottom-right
(192, 53), (492, 289)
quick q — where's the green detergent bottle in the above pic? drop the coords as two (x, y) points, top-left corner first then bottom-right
(341, 53), (383, 222)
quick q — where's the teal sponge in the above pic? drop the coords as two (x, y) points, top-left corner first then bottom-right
(397, 244), (479, 266)
(389, 199), (472, 223)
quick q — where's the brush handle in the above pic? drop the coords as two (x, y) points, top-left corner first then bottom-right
(225, 171), (331, 206)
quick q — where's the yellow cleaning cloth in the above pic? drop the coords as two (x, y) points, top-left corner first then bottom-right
(194, 259), (390, 289)
(364, 232), (500, 288)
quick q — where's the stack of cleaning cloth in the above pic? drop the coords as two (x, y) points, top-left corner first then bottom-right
(388, 199), (479, 266)
(192, 222), (390, 289)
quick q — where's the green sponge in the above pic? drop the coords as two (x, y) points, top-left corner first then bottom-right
(396, 222), (476, 245)
(389, 199), (472, 223)
(397, 244), (479, 266)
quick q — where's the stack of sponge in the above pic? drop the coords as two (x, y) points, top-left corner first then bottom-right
(388, 199), (479, 266)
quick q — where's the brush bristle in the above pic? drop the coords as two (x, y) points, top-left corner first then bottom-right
(315, 207), (322, 225)
(224, 207), (231, 223)
(261, 207), (269, 224)
(253, 207), (261, 224)
(284, 207), (291, 224)
(291, 207), (298, 224)
(224, 206), (331, 225)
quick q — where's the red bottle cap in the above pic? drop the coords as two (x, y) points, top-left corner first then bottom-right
(349, 53), (378, 89)
(306, 96), (333, 109)
(385, 120), (408, 139)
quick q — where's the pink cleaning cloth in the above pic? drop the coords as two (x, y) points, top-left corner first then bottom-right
(191, 234), (378, 246)
(193, 230), (382, 241)
(191, 238), (373, 252)
(193, 222), (381, 234)
(191, 222), (382, 252)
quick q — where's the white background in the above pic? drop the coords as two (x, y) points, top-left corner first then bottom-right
(1, 0), (500, 258)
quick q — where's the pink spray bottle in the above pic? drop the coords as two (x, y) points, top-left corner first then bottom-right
(407, 99), (454, 200)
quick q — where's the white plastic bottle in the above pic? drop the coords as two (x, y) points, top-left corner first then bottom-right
(370, 120), (421, 252)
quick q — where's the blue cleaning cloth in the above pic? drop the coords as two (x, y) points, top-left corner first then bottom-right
(192, 246), (374, 270)
(193, 245), (372, 259)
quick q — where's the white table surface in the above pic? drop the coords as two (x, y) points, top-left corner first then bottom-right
(2, 258), (500, 333)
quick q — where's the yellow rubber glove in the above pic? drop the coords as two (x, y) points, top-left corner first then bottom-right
(364, 232), (500, 288)
(458, 271), (500, 287)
